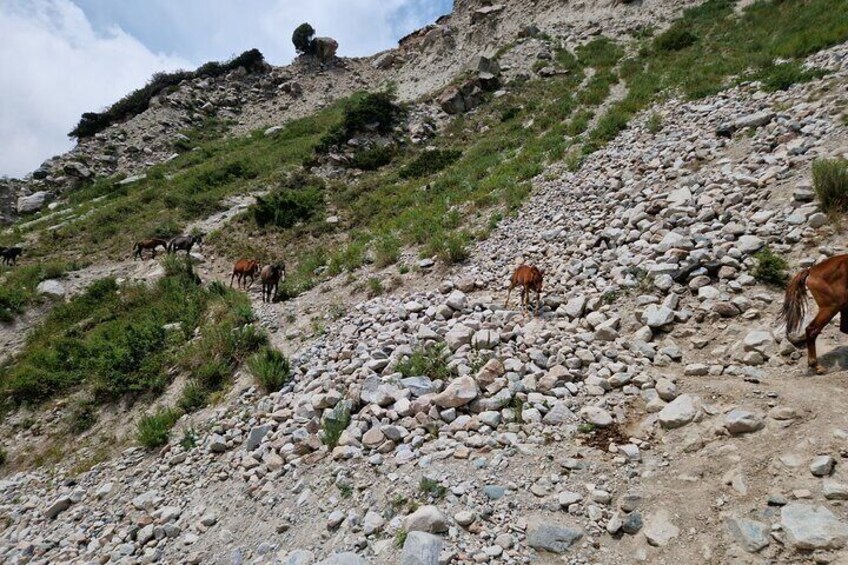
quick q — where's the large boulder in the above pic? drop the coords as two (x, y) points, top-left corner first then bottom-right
(314, 37), (339, 63)
(658, 394), (699, 429)
(36, 280), (66, 298)
(405, 506), (449, 533)
(433, 376), (478, 408)
(526, 520), (583, 553)
(781, 503), (848, 550)
(17, 191), (50, 213)
(401, 531), (443, 565)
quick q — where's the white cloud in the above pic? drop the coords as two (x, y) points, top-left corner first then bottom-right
(0, 0), (450, 178)
(0, 0), (189, 177)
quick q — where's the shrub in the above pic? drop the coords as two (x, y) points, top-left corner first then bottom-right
(251, 187), (324, 229)
(654, 26), (697, 52)
(373, 234), (401, 267)
(367, 277), (384, 297)
(350, 145), (394, 171)
(318, 92), (403, 152)
(179, 428), (197, 451)
(753, 62), (826, 92)
(292, 23), (317, 55)
(67, 398), (98, 434)
(136, 408), (180, 449)
(177, 380), (208, 413)
(248, 347), (292, 393)
(397, 345), (450, 380)
(322, 402), (350, 449)
(438, 232), (470, 265)
(813, 158), (848, 214)
(753, 247), (789, 286)
(646, 112), (663, 133)
(419, 477), (447, 499)
(399, 149), (462, 179)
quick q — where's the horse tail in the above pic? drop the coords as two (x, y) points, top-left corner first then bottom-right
(781, 268), (810, 338)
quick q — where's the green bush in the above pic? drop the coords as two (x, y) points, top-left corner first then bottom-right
(318, 92), (403, 152)
(70, 49), (265, 139)
(0, 261), (73, 322)
(373, 234), (401, 267)
(322, 402), (350, 449)
(248, 347), (292, 393)
(367, 277), (384, 297)
(753, 61), (826, 92)
(813, 158), (848, 214)
(654, 26), (697, 52)
(397, 345), (450, 380)
(646, 112), (664, 133)
(136, 408), (181, 449)
(350, 145), (394, 170)
(399, 149), (462, 179)
(251, 187), (323, 229)
(419, 477), (447, 499)
(67, 398), (98, 434)
(177, 380), (208, 413)
(292, 23), (317, 55)
(753, 247), (789, 286)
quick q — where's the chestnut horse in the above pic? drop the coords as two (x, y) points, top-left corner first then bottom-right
(132, 239), (167, 260)
(260, 263), (285, 303)
(505, 264), (544, 315)
(782, 254), (848, 374)
(231, 259), (260, 289)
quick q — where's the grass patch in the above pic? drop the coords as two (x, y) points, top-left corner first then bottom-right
(399, 149), (463, 179)
(813, 158), (848, 214)
(419, 477), (447, 500)
(322, 402), (350, 450)
(136, 407), (180, 450)
(751, 61), (826, 91)
(350, 145), (395, 171)
(247, 347), (292, 393)
(397, 345), (450, 381)
(0, 261), (75, 322)
(753, 247), (789, 286)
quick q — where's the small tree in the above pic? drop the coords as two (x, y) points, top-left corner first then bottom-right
(293, 23), (316, 55)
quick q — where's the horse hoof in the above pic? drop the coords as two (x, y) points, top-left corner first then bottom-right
(815, 365), (827, 375)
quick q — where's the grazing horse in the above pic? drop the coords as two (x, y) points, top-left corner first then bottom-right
(782, 254), (848, 374)
(231, 259), (260, 290)
(505, 264), (544, 315)
(260, 263), (285, 303)
(132, 238), (168, 260)
(168, 234), (203, 255)
(1, 246), (24, 266)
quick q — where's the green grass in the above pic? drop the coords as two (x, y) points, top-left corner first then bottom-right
(419, 477), (447, 499)
(0, 259), (259, 408)
(587, 0), (848, 148)
(399, 149), (463, 179)
(247, 347), (292, 393)
(0, 261), (75, 322)
(322, 402), (350, 450)
(753, 247), (789, 286)
(397, 345), (450, 381)
(812, 158), (848, 214)
(136, 407), (180, 449)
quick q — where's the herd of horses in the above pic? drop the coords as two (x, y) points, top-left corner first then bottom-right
(5, 226), (848, 374)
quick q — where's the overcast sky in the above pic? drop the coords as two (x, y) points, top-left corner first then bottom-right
(0, 0), (452, 178)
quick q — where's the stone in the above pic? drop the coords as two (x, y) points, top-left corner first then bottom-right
(823, 481), (848, 500)
(445, 325), (474, 350)
(644, 305), (675, 328)
(472, 329), (500, 349)
(579, 406), (613, 427)
(363, 510), (385, 535)
(44, 496), (73, 519)
(726, 516), (770, 553)
(724, 410), (764, 435)
(658, 394), (699, 429)
(400, 531), (443, 565)
(208, 434), (227, 453)
(622, 512), (643, 535)
(433, 376), (478, 408)
(655, 378), (677, 401)
(526, 521), (583, 554)
(246, 425), (271, 450)
(327, 510), (345, 529)
(810, 455), (836, 477)
(316, 553), (368, 565)
(405, 506), (448, 534)
(643, 509), (680, 547)
(35, 279), (65, 298)
(781, 503), (848, 550)
(454, 510), (476, 527)
(17, 191), (49, 213)
(737, 235), (764, 254)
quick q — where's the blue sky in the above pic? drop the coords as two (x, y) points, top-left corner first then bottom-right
(0, 0), (452, 178)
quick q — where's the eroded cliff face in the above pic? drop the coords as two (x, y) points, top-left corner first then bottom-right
(1, 0), (696, 225)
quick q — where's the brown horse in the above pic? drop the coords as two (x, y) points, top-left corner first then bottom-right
(505, 264), (544, 315)
(260, 263), (285, 303)
(133, 238), (168, 260)
(782, 254), (848, 374)
(231, 259), (260, 290)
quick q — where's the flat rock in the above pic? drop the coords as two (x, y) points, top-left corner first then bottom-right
(724, 409), (764, 435)
(643, 509), (679, 547)
(658, 394), (699, 429)
(433, 376), (478, 408)
(726, 516), (769, 553)
(526, 520), (583, 554)
(405, 506), (448, 534)
(401, 531), (443, 565)
(781, 503), (848, 550)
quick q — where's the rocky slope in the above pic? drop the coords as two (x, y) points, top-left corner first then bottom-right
(0, 0), (701, 225)
(2, 15), (848, 565)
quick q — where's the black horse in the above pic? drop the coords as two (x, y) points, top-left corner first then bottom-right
(1, 246), (23, 266)
(168, 234), (203, 255)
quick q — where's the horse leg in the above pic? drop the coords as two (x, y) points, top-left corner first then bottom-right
(806, 305), (839, 374)
(230, 272), (236, 288)
(536, 289), (541, 316)
(841, 306), (848, 334)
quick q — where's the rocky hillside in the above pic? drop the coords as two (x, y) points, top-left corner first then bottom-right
(2, 1), (848, 564)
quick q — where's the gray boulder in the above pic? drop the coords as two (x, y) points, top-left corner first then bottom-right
(781, 503), (848, 550)
(401, 531), (443, 565)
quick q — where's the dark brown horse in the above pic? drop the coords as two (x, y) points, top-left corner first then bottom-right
(168, 234), (203, 255)
(1, 246), (23, 266)
(231, 259), (260, 290)
(782, 254), (848, 374)
(133, 239), (168, 260)
(505, 264), (544, 315)
(260, 263), (285, 303)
